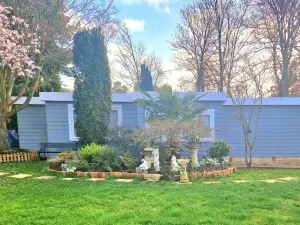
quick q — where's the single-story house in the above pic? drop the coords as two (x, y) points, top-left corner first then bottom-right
(14, 92), (300, 167)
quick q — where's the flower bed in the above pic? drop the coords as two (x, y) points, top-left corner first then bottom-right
(0, 151), (39, 163)
(48, 167), (237, 180)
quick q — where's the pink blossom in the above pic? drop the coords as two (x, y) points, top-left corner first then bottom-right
(0, 3), (40, 77)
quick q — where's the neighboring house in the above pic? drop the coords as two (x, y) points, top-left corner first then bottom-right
(14, 92), (300, 167)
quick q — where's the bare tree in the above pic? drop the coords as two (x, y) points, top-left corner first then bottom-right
(170, 0), (252, 94)
(114, 25), (166, 88)
(211, 0), (251, 94)
(256, 0), (300, 97)
(170, 0), (215, 91)
(230, 53), (269, 168)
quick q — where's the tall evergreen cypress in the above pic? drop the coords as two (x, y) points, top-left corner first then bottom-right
(72, 28), (112, 146)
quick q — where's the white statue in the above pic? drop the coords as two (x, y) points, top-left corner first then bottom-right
(152, 149), (160, 172)
(136, 159), (148, 173)
(171, 155), (180, 172)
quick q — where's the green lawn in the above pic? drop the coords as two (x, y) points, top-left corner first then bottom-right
(0, 162), (300, 225)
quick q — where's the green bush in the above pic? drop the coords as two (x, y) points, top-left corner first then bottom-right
(120, 152), (138, 172)
(208, 141), (232, 163)
(58, 151), (79, 163)
(68, 158), (90, 172)
(106, 127), (136, 152)
(80, 143), (103, 163)
(91, 147), (121, 172)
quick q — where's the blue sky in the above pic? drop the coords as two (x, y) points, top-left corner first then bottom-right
(115, 0), (189, 61)
(63, 0), (192, 89)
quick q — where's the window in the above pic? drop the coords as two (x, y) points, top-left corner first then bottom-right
(68, 104), (123, 142)
(197, 109), (215, 142)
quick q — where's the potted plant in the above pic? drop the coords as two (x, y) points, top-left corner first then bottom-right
(181, 120), (210, 168)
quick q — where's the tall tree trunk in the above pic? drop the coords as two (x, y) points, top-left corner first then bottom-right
(0, 117), (8, 151)
(281, 50), (289, 97)
(217, 31), (224, 92)
(196, 56), (205, 92)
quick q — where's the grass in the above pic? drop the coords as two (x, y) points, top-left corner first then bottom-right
(0, 162), (300, 225)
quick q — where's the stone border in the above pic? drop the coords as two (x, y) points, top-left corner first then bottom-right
(191, 167), (236, 179)
(49, 169), (147, 178)
(49, 167), (237, 180)
(0, 152), (39, 163)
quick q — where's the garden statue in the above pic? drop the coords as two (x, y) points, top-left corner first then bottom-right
(152, 149), (160, 172)
(171, 155), (180, 172)
(177, 159), (190, 183)
(143, 147), (160, 169)
(136, 159), (149, 173)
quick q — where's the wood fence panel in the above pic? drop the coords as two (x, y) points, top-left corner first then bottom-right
(0, 152), (39, 163)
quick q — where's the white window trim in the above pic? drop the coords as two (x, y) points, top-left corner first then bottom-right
(67, 104), (123, 142)
(111, 104), (123, 126)
(68, 104), (79, 142)
(199, 109), (215, 142)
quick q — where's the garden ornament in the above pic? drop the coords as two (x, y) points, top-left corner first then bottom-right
(136, 159), (148, 173)
(170, 155), (180, 172)
(152, 149), (160, 172)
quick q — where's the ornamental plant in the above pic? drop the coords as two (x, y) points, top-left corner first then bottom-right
(0, 4), (40, 151)
(208, 141), (232, 163)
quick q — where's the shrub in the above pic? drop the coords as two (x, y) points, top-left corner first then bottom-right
(120, 152), (138, 172)
(91, 147), (121, 172)
(80, 143), (103, 163)
(58, 151), (79, 163)
(106, 126), (137, 153)
(68, 158), (90, 172)
(208, 141), (232, 163)
(48, 158), (61, 170)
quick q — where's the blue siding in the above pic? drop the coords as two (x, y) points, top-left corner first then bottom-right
(120, 103), (138, 130)
(45, 102), (72, 143)
(45, 102), (139, 144)
(222, 105), (300, 157)
(17, 105), (47, 151)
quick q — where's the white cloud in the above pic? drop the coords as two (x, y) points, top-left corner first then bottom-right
(163, 6), (171, 15)
(120, 0), (172, 15)
(123, 18), (146, 32)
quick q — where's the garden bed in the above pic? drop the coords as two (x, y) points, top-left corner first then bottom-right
(0, 151), (39, 163)
(48, 167), (237, 180)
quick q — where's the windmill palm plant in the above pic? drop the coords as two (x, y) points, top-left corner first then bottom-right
(135, 89), (207, 159)
(135, 89), (206, 121)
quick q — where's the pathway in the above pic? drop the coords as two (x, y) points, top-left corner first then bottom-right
(0, 172), (298, 184)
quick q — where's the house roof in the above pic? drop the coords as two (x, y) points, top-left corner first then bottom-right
(12, 97), (45, 105)
(224, 98), (300, 106)
(38, 91), (228, 102)
(12, 92), (300, 106)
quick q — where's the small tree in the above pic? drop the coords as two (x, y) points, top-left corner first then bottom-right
(73, 28), (112, 146)
(231, 54), (267, 168)
(0, 5), (40, 151)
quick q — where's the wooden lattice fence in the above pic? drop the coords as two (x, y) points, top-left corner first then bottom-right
(0, 152), (39, 163)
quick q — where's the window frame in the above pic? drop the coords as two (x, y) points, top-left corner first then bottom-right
(67, 104), (123, 142)
(198, 109), (215, 142)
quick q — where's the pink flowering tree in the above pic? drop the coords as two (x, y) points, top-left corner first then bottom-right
(0, 4), (40, 151)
